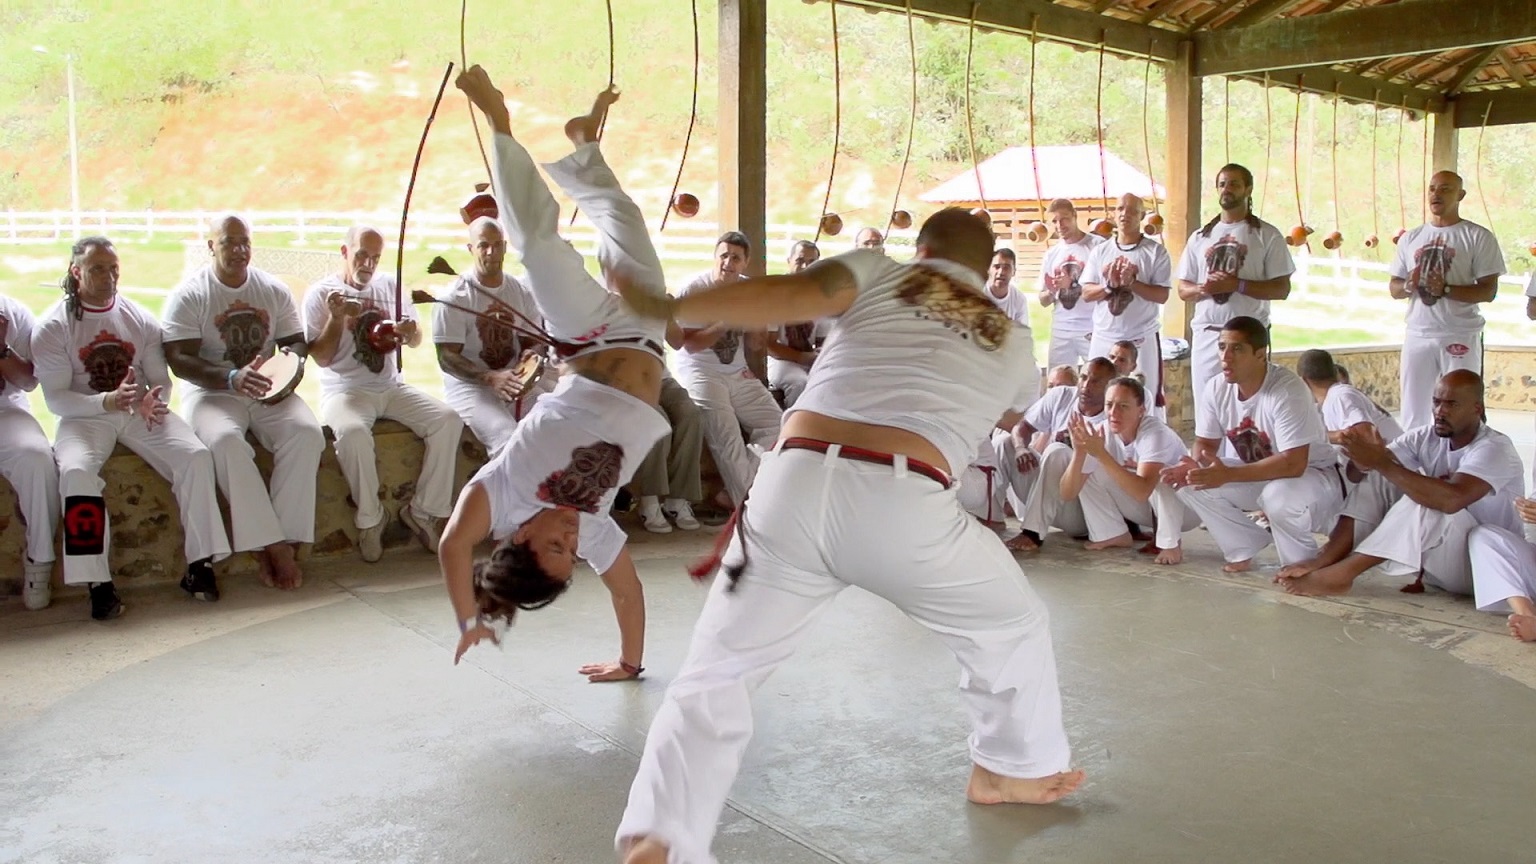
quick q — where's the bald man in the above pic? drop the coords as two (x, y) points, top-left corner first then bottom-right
(1277, 370), (1524, 597)
(1390, 171), (1505, 432)
(433, 216), (556, 455)
(854, 226), (886, 255)
(1081, 193), (1170, 417)
(163, 216), (325, 589)
(303, 226), (464, 563)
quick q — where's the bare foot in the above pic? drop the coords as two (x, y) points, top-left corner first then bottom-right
(1275, 558), (1320, 581)
(1154, 546), (1183, 565)
(1277, 563), (1357, 596)
(1222, 558), (1254, 573)
(267, 542), (302, 590)
(620, 836), (669, 864)
(1005, 533), (1040, 552)
(1137, 540), (1159, 556)
(1508, 613), (1536, 642)
(565, 86), (620, 146)
(255, 550), (278, 589)
(1084, 532), (1133, 551)
(966, 764), (1085, 805)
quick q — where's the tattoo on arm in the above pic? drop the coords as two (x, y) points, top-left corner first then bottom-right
(436, 344), (485, 385)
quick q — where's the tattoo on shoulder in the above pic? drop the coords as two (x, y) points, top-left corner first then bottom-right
(805, 261), (857, 298)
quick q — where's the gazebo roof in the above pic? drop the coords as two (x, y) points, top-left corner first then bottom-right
(919, 145), (1165, 205)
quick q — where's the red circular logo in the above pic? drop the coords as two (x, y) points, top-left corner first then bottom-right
(1446, 343), (1470, 357)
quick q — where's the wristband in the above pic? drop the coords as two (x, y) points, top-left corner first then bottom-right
(620, 660), (644, 677)
(226, 368), (240, 390)
(459, 615), (482, 634)
(1236, 279), (1248, 295)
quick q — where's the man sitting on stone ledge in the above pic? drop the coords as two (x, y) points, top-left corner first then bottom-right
(163, 215), (325, 591)
(33, 236), (231, 619)
(0, 290), (59, 611)
(302, 226), (464, 562)
(1276, 370), (1524, 597)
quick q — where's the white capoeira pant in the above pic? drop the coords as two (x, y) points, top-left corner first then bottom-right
(1467, 524), (1536, 612)
(0, 407), (59, 565)
(321, 386), (463, 531)
(1400, 330), (1481, 433)
(1176, 463), (1344, 565)
(1079, 474), (1198, 549)
(55, 411), (231, 585)
(451, 374), (557, 456)
(182, 388), (325, 549)
(1047, 328), (1092, 370)
(1190, 326), (1223, 412)
(617, 446), (1071, 863)
(677, 368), (782, 506)
(1345, 470), (1477, 594)
(1016, 443), (1089, 540)
(766, 357), (809, 408)
(961, 429), (1039, 523)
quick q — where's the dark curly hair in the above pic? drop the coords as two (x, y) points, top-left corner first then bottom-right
(471, 538), (570, 625)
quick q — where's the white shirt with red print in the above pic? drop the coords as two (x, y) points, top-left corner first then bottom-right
(162, 265), (302, 393)
(33, 295), (172, 418)
(431, 272), (544, 409)
(301, 273), (414, 398)
(1177, 219), (1295, 330)
(1388, 219), (1505, 337)
(1082, 236), (1171, 341)
(1196, 364), (1334, 471)
(674, 271), (750, 377)
(1039, 234), (1103, 334)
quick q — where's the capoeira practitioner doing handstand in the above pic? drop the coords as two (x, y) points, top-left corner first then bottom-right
(163, 215), (326, 590)
(614, 208), (1084, 864)
(0, 291), (59, 610)
(1467, 498), (1536, 642)
(1389, 171), (1504, 432)
(1175, 164), (1294, 401)
(443, 68), (672, 683)
(1059, 377), (1200, 564)
(33, 236), (231, 619)
(1003, 357), (1115, 552)
(1081, 193), (1170, 416)
(1276, 370), (1524, 597)
(1163, 316), (1342, 573)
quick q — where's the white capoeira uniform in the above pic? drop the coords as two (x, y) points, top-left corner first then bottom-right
(1177, 364), (1343, 566)
(32, 295), (231, 585)
(1013, 385), (1102, 542)
(0, 295), (59, 572)
(1389, 220), (1504, 432)
(1345, 424), (1523, 594)
(1074, 414), (1200, 549)
(301, 274), (464, 532)
(1176, 219), (1295, 400)
(1038, 233), (1103, 368)
(674, 272), (783, 506)
(1468, 524), (1536, 614)
(958, 284), (1043, 522)
(479, 126), (674, 546)
(1319, 382), (1404, 473)
(1082, 235), (1170, 416)
(431, 270), (556, 455)
(619, 250), (1072, 864)
(765, 319), (829, 409)
(162, 265), (326, 551)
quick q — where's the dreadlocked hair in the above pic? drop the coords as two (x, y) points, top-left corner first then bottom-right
(1199, 164), (1263, 238)
(471, 537), (570, 626)
(62, 235), (114, 321)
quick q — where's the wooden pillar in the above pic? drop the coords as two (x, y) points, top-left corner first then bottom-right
(718, 0), (768, 279)
(1162, 40), (1203, 341)
(1431, 104), (1459, 174)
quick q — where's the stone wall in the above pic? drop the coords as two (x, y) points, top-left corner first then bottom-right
(0, 420), (490, 599)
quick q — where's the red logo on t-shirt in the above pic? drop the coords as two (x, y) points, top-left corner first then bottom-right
(1055, 258), (1085, 310)
(1225, 416), (1275, 464)
(1205, 235), (1248, 305)
(1409, 239), (1456, 307)
(78, 330), (136, 393)
(1446, 343), (1470, 357)
(538, 442), (625, 513)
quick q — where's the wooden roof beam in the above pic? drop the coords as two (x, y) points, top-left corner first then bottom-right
(1446, 46), (1501, 93)
(1219, 0), (1306, 30)
(1496, 48), (1532, 87)
(819, 0), (1178, 61)
(1454, 88), (1536, 127)
(1240, 65), (1446, 113)
(1195, 0), (1536, 76)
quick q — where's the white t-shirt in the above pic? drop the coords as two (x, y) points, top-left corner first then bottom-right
(986, 284), (1034, 328)
(1388, 424), (1524, 533)
(1388, 220), (1505, 336)
(791, 250), (1040, 476)
(1177, 219), (1295, 329)
(301, 274), (414, 397)
(467, 374), (670, 574)
(1082, 237), (1170, 340)
(1022, 384), (1104, 448)
(161, 265), (302, 392)
(1524, 272), (1536, 300)
(0, 293), (40, 412)
(1196, 364), (1334, 470)
(674, 271), (748, 376)
(1039, 234), (1104, 334)
(1321, 383), (1404, 441)
(431, 272), (543, 409)
(1082, 414), (1187, 475)
(32, 295), (173, 419)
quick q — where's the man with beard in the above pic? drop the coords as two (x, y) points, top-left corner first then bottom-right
(1389, 172), (1504, 432)
(1081, 193), (1170, 416)
(0, 290), (59, 610)
(1175, 164), (1294, 400)
(1036, 198), (1102, 368)
(1277, 370), (1522, 597)
(162, 215), (325, 590)
(1163, 316), (1341, 573)
(671, 231), (782, 507)
(34, 236), (230, 619)
(764, 239), (826, 408)
(433, 216), (556, 455)
(302, 226), (464, 563)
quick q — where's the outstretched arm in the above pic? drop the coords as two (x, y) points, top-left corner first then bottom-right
(440, 483), (500, 663)
(583, 547), (646, 682)
(630, 259), (859, 330)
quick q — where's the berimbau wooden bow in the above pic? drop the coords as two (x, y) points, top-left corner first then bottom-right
(394, 61), (455, 371)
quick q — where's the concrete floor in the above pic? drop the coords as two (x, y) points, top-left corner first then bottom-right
(4, 410), (1535, 864)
